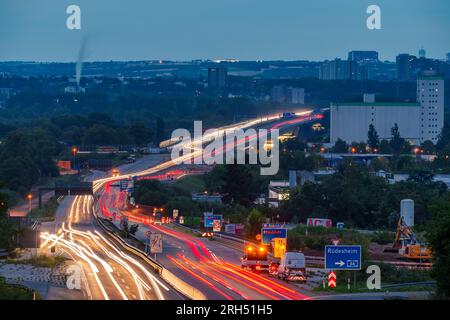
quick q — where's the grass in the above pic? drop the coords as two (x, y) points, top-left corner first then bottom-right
(173, 175), (206, 194)
(0, 277), (38, 300)
(40, 174), (82, 189)
(29, 196), (59, 220)
(7, 255), (67, 268)
(313, 261), (433, 294)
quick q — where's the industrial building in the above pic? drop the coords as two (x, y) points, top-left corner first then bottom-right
(330, 73), (444, 145)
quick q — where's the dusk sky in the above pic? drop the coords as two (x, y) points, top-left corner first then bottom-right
(0, 0), (449, 62)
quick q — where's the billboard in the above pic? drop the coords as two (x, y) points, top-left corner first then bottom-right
(307, 218), (332, 228)
(213, 219), (222, 232)
(261, 228), (287, 245)
(204, 212), (222, 228)
(57, 160), (72, 171)
(224, 224), (236, 234)
(272, 238), (287, 258)
(235, 223), (245, 235)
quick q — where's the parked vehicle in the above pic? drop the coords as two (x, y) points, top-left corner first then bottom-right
(277, 252), (307, 283)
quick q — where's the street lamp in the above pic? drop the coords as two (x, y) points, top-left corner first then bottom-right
(27, 194), (32, 213)
(72, 146), (78, 174)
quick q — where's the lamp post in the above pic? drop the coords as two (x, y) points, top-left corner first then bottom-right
(72, 146), (78, 174)
(27, 194), (32, 213)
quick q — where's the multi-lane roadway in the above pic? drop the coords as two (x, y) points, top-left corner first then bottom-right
(40, 111), (321, 300)
(91, 112), (321, 300)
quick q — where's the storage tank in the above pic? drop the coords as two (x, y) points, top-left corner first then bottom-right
(400, 199), (414, 227)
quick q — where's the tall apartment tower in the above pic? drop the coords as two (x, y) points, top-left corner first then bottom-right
(208, 67), (228, 89)
(418, 73), (445, 143)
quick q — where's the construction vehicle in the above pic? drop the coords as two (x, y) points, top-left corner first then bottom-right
(241, 245), (270, 272)
(393, 216), (432, 261)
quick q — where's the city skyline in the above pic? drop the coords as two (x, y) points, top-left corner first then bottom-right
(0, 0), (449, 62)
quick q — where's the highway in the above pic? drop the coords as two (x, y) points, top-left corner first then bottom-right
(39, 154), (179, 300)
(99, 175), (313, 300)
(91, 112), (321, 300)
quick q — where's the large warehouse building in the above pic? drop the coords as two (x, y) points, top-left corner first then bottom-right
(330, 74), (444, 145)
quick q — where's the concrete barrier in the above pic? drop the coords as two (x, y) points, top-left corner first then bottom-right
(160, 268), (206, 300)
(93, 205), (206, 300)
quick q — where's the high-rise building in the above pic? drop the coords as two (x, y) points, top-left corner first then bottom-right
(417, 72), (444, 143)
(270, 85), (286, 103)
(208, 67), (228, 89)
(320, 59), (367, 80)
(396, 54), (417, 81)
(270, 85), (305, 104)
(446, 53), (450, 63)
(287, 87), (305, 105)
(419, 48), (426, 59)
(348, 51), (379, 63)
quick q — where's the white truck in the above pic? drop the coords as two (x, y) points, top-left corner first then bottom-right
(276, 252), (307, 283)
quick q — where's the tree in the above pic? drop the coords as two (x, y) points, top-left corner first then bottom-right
(407, 169), (434, 184)
(332, 138), (348, 153)
(421, 140), (435, 155)
(121, 220), (139, 238)
(0, 190), (15, 250)
(245, 208), (265, 238)
(435, 124), (450, 152)
(367, 124), (380, 150)
(427, 195), (450, 298)
(209, 165), (259, 206)
(390, 123), (406, 154)
(154, 117), (165, 144)
(379, 139), (392, 154)
(128, 123), (153, 146)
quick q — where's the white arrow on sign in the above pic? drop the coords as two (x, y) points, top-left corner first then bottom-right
(335, 260), (345, 267)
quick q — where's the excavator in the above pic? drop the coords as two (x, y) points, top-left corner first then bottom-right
(393, 216), (432, 261)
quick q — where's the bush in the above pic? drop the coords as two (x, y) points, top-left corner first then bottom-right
(287, 225), (371, 260)
(371, 231), (395, 245)
(0, 277), (36, 300)
(29, 197), (59, 219)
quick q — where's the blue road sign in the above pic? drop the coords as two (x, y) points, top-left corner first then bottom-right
(261, 228), (287, 245)
(325, 245), (362, 270)
(204, 213), (222, 228)
(120, 180), (134, 192)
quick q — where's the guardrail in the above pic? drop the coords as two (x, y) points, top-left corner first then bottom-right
(93, 206), (206, 300)
(381, 281), (436, 289)
(172, 223), (434, 270)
